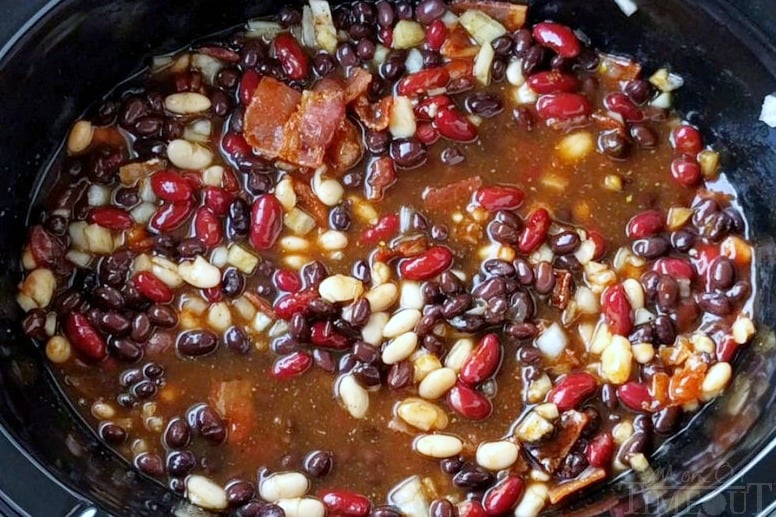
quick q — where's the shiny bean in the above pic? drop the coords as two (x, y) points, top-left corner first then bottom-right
(225, 326), (250, 354)
(177, 330), (219, 356)
(708, 257), (735, 290)
(656, 275), (679, 310)
(632, 236), (669, 258)
(533, 261), (555, 294)
(549, 231), (580, 255)
(165, 418), (191, 449)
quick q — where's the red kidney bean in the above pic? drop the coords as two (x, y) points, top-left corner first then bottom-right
(65, 312), (107, 361)
(586, 432), (614, 468)
(151, 170), (193, 202)
(149, 200), (193, 232)
(602, 284), (633, 336)
(88, 207), (133, 231)
(396, 67), (450, 97)
(415, 95), (452, 121)
(399, 246), (454, 280)
(603, 92), (644, 122)
(482, 475), (524, 515)
(272, 351), (313, 379)
(239, 69), (261, 106)
(274, 288), (318, 320)
(536, 93), (591, 120)
(625, 210), (664, 239)
(415, 122), (440, 145)
(320, 490), (371, 516)
(527, 70), (579, 94)
(617, 381), (653, 412)
(359, 213), (399, 245)
(274, 269), (302, 293)
(193, 207), (222, 248)
(474, 186), (525, 212)
(310, 321), (350, 350)
(532, 22), (581, 57)
(273, 33), (310, 81)
(222, 132), (252, 158)
(249, 195), (283, 250)
(426, 19), (447, 51)
(653, 257), (695, 279)
(671, 124), (703, 154)
(447, 382), (492, 420)
(548, 372), (598, 411)
(133, 271), (174, 304)
(459, 333), (501, 386)
(434, 107), (478, 142)
(670, 155), (701, 187)
(202, 186), (234, 217)
(29, 225), (64, 267)
(517, 207), (550, 254)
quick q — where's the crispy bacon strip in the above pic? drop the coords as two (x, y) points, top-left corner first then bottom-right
(450, 0), (527, 30)
(527, 410), (590, 474)
(365, 156), (397, 201)
(422, 175), (483, 212)
(548, 468), (607, 505)
(352, 95), (393, 131)
(210, 380), (257, 444)
(326, 118), (364, 175)
(441, 25), (479, 59)
(278, 78), (346, 168)
(291, 177), (329, 226)
(345, 67), (373, 104)
(244, 77), (301, 158)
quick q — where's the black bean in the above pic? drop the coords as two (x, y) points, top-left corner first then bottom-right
(336, 43), (359, 68)
(439, 146), (465, 165)
(533, 261), (555, 294)
(225, 326), (250, 354)
(521, 45), (546, 75)
(422, 49), (443, 68)
(379, 59), (405, 81)
(452, 463), (494, 490)
(482, 258), (515, 277)
(512, 29), (533, 56)
(135, 452), (164, 477)
(365, 130), (391, 155)
(724, 207), (746, 234)
(472, 277), (505, 300)
(488, 220), (520, 245)
(133, 116), (163, 137)
(220, 268), (245, 298)
(329, 204), (351, 230)
(164, 418), (191, 449)
(304, 450), (333, 478)
(349, 298), (372, 327)
(313, 349), (336, 373)
(492, 34), (514, 56)
(556, 451), (588, 480)
(99, 311), (131, 335)
(633, 414), (653, 435)
(119, 96), (148, 128)
(429, 499), (456, 517)
(354, 364), (382, 388)
(624, 79), (653, 105)
(227, 198), (250, 239)
(371, 506), (403, 517)
(549, 231), (581, 255)
(109, 338), (143, 363)
(278, 6), (301, 26)
(512, 106), (535, 130)
(464, 92), (504, 118)
(447, 76), (474, 94)
(223, 481), (255, 508)
(692, 198), (720, 227)
(352, 341), (379, 364)
(133, 379), (157, 399)
(338, 353), (357, 374)
(581, 407), (601, 437)
(272, 335), (301, 355)
(629, 124), (658, 148)
(100, 423), (127, 445)
(599, 130), (629, 159)
(653, 406), (681, 434)
(308, 298), (337, 318)
(601, 383), (618, 409)
(148, 304), (178, 328)
(708, 257), (735, 290)
(617, 431), (649, 465)
(550, 54), (572, 71)
(553, 253), (582, 273)
(698, 292), (732, 316)
(166, 450), (197, 476)
(670, 230), (695, 252)
(390, 138), (427, 168)
(376, 1), (394, 27)
(387, 360), (413, 389)
(656, 275), (679, 311)
(133, 138), (166, 161)
(302, 260), (328, 287)
(94, 99), (119, 125)
(415, 0), (445, 24)
(640, 359), (666, 382)
(629, 323), (654, 345)
(143, 362), (163, 379)
(216, 67), (240, 91)
(704, 211), (732, 242)
(130, 313), (153, 343)
(632, 236), (669, 259)
(22, 310), (47, 340)
(422, 334), (445, 357)
(356, 38), (376, 60)
(442, 294), (472, 319)
(93, 285), (124, 310)
(198, 405), (227, 444)
(177, 330), (219, 357)
(508, 322), (538, 340)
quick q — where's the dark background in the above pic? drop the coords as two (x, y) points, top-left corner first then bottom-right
(0, 0), (774, 516)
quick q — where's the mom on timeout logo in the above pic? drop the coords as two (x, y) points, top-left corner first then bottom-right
(616, 462), (776, 515)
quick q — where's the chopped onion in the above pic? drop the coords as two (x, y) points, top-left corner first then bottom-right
(87, 184), (111, 206)
(301, 6), (316, 47)
(473, 41), (495, 86)
(459, 9), (507, 45)
(150, 55), (173, 74)
(389, 96), (417, 138)
(759, 93), (776, 128)
(387, 476), (429, 517)
(404, 48), (424, 74)
(392, 20), (425, 49)
(245, 20), (284, 39)
(614, 0), (638, 16)
(372, 44), (390, 67)
(309, 0), (338, 53)
(512, 82), (537, 104)
(130, 202), (156, 225)
(649, 68), (684, 92)
(183, 118), (213, 143)
(441, 10), (459, 27)
(191, 54), (223, 85)
(650, 91), (672, 109)
(535, 322), (568, 359)
(399, 206), (414, 233)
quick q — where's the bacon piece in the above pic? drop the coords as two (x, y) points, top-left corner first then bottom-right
(210, 380), (257, 444)
(365, 156), (397, 201)
(440, 25), (479, 59)
(422, 175), (483, 212)
(326, 118), (364, 174)
(548, 468), (606, 505)
(450, 0), (527, 30)
(445, 58), (474, 80)
(345, 67), (373, 104)
(278, 78), (346, 168)
(244, 77), (302, 158)
(291, 177), (329, 226)
(352, 95), (393, 131)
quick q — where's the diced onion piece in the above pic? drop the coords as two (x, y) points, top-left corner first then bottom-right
(87, 184), (111, 206)
(405, 48), (424, 74)
(512, 82), (537, 104)
(535, 322), (567, 359)
(84, 224), (114, 254)
(183, 118), (213, 143)
(473, 41), (495, 86)
(650, 91), (672, 109)
(441, 10), (459, 27)
(284, 207), (316, 235)
(245, 20), (283, 39)
(191, 54), (223, 85)
(387, 476), (429, 517)
(759, 93), (776, 128)
(309, 0), (338, 53)
(301, 7), (316, 47)
(459, 10), (507, 45)
(556, 131), (594, 162)
(614, 0), (638, 16)
(389, 96), (417, 138)
(372, 44), (390, 67)
(506, 59), (525, 86)
(392, 20), (425, 49)
(649, 68), (684, 92)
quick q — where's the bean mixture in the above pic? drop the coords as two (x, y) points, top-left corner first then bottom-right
(16, 0), (757, 515)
